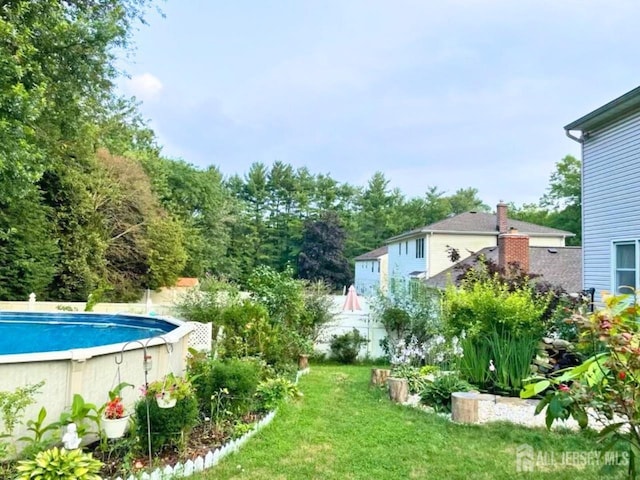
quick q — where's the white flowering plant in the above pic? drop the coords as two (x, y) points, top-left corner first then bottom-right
(389, 333), (465, 393)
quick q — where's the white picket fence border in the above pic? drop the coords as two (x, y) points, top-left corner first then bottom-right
(113, 368), (310, 480)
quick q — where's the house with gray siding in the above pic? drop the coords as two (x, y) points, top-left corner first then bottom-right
(565, 85), (640, 300)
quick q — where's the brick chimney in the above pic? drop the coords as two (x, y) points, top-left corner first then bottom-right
(498, 227), (530, 273)
(497, 201), (508, 234)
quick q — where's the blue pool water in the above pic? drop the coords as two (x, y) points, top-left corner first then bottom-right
(0, 312), (176, 355)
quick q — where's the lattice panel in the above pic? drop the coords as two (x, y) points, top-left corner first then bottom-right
(187, 321), (212, 352)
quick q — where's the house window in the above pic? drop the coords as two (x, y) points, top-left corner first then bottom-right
(377, 261), (380, 273)
(405, 241), (408, 254)
(415, 238), (425, 259)
(615, 242), (636, 293)
(371, 262), (374, 272)
(398, 243), (401, 255)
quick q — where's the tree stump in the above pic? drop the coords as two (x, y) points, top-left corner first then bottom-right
(298, 354), (309, 370)
(451, 392), (479, 424)
(387, 377), (409, 403)
(370, 368), (391, 386)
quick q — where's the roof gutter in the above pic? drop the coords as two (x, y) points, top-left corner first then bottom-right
(565, 129), (583, 144)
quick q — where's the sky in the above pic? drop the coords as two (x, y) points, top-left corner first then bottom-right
(117, 0), (640, 209)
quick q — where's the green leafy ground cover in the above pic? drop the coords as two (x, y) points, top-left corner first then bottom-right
(197, 365), (624, 479)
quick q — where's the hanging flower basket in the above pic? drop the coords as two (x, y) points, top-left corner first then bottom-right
(102, 415), (129, 439)
(156, 392), (177, 409)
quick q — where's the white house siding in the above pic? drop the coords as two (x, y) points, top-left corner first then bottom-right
(387, 236), (428, 281)
(428, 233), (497, 277)
(379, 254), (389, 291)
(427, 233), (565, 279)
(528, 236), (565, 247)
(354, 259), (382, 297)
(582, 109), (640, 300)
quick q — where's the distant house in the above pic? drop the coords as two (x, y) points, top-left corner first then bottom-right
(425, 229), (582, 294)
(565, 85), (640, 300)
(353, 246), (388, 297)
(385, 203), (574, 285)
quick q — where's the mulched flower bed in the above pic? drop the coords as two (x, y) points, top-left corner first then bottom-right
(90, 413), (264, 479)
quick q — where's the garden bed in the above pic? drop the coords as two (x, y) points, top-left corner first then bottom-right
(89, 412), (268, 479)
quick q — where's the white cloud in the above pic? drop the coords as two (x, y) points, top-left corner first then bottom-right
(125, 73), (163, 101)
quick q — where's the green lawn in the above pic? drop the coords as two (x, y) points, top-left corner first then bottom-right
(197, 365), (625, 480)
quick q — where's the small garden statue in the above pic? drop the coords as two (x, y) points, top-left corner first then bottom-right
(62, 423), (81, 449)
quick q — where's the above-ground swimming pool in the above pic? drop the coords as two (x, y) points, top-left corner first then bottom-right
(0, 312), (176, 355)
(0, 310), (195, 444)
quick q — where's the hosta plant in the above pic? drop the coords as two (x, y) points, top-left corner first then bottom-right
(15, 447), (103, 480)
(255, 377), (302, 411)
(420, 373), (472, 413)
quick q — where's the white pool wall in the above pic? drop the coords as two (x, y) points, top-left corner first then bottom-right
(0, 314), (194, 447)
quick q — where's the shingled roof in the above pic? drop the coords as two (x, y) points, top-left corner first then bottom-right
(387, 211), (575, 243)
(425, 246), (582, 293)
(354, 245), (388, 261)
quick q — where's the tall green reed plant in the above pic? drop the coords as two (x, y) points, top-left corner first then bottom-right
(459, 329), (538, 396)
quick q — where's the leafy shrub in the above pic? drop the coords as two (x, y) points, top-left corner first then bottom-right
(247, 265), (304, 326)
(16, 447), (103, 480)
(443, 275), (550, 340)
(420, 374), (472, 413)
(193, 358), (262, 417)
(175, 276), (240, 325)
(547, 294), (588, 343)
(135, 395), (199, 454)
(299, 280), (335, 342)
(522, 293), (640, 478)
(0, 381), (43, 460)
(371, 279), (442, 357)
(330, 328), (368, 364)
(380, 307), (411, 339)
(255, 377), (302, 411)
(218, 300), (286, 362)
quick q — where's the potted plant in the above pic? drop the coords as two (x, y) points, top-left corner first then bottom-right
(100, 382), (132, 439)
(297, 338), (314, 370)
(146, 373), (193, 409)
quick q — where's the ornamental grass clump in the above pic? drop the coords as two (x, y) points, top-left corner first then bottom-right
(459, 328), (538, 396)
(444, 274), (550, 395)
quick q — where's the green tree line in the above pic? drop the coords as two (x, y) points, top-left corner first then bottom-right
(0, 1), (580, 301)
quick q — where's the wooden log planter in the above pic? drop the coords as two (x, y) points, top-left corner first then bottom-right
(370, 368), (391, 387)
(450, 391), (578, 429)
(298, 354), (309, 370)
(387, 377), (409, 404)
(451, 392), (479, 424)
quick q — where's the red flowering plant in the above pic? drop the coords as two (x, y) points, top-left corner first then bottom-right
(104, 396), (125, 419)
(521, 292), (640, 477)
(102, 382), (133, 419)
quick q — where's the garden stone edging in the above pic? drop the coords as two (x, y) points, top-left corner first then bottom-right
(450, 391), (625, 431)
(112, 368), (310, 480)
